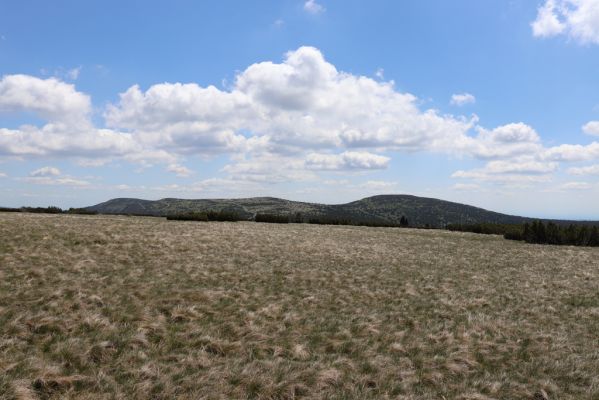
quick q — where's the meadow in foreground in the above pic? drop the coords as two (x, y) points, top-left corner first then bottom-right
(1, 213), (598, 399)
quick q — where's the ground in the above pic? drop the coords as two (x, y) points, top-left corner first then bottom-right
(0, 213), (598, 399)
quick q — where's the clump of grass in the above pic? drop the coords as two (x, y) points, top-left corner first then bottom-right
(1, 212), (598, 398)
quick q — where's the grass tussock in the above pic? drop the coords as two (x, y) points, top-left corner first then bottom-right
(1, 213), (599, 399)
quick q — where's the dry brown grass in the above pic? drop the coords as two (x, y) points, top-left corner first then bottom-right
(1, 213), (599, 399)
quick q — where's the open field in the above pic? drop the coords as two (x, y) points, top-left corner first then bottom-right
(1, 213), (599, 399)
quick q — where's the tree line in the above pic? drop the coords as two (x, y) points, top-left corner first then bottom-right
(505, 220), (599, 247)
(0, 206), (97, 215)
(5, 206), (598, 247)
(446, 220), (599, 247)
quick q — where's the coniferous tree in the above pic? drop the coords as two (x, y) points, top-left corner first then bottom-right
(523, 222), (532, 243)
(546, 222), (560, 245)
(589, 226), (599, 247)
(577, 226), (590, 246)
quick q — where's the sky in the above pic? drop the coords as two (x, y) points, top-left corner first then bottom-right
(1, 0), (599, 219)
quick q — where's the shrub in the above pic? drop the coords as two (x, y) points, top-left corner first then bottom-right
(0, 207), (21, 213)
(21, 206), (63, 214)
(307, 217), (352, 225)
(166, 212), (209, 221)
(167, 210), (242, 222)
(206, 210), (242, 222)
(67, 208), (98, 215)
(255, 214), (289, 223)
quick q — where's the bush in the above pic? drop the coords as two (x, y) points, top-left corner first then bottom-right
(166, 212), (209, 221)
(0, 207), (21, 213)
(206, 210), (242, 222)
(503, 231), (524, 241)
(307, 217), (352, 225)
(67, 208), (98, 215)
(167, 210), (242, 222)
(255, 214), (289, 223)
(21, 206), (63, 214)
(446, 223), (522, 236)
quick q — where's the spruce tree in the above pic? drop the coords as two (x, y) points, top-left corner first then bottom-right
(589, 226), (599, 247)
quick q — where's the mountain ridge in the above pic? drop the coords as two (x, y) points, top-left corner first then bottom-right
(86, 194), (590, 227)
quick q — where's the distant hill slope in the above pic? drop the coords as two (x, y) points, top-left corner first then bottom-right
(87, 194), (536, 227)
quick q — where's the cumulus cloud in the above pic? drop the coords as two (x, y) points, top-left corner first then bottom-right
(30, 166), (60, 177)
(532, 0), (566, 37)
(304, 0), (325, 14)
(450, 93), (476, 106)
(0, 75), (137, 159)
(464, 123), (543, 159)
(3, 47), (599, 192)
(568, 164), (599, 175)
(531, 0), (599, 44)
(167, 164), (193, 177)
(0, 74), (90, 123)
(102, 46), (480, 182)
(305, 151), (390, 170)
(480, 160), (558, 174)
(542, 142), (599, 161)
(451, 157), (557, 184)
(583, 121), (599, 136)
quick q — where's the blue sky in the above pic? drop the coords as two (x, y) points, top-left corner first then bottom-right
(1, 0), (599, 218)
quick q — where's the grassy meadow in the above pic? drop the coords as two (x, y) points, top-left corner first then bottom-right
(1, 213), (599, 399)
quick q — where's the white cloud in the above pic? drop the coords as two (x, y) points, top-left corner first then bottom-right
(450, 93), (476, 106)
(3, 47), (599, 190)
(0, 74), (90, 123)
(560, 181), (592, 190)
(542, 142), (599, 161)
(30, 166), (60, 177)
(532, 0), (566, 37)
(583, 120), (599, 136)
(451, 169), (552, 184)
(103, 46), (478, 183)
(359, 180), (398, 191)
(305, 151), (390, 170)
(22, 176), (90, 186)
(167, 163), (193, 177)
(304, 0), (325, 14)
(568, 164), (599, 175)
(482, 159), (558, 174)
(465, 123), (542, 159)
(24, 166), (89, 186)
(531, 0), (599, 44)
(451, 157), (556, 184)
(0, 172), (6, 178)
(222, 154), (316, 183)
(452, 183), (481, 191)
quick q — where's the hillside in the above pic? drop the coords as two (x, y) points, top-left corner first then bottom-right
(87, 194), (533, 227)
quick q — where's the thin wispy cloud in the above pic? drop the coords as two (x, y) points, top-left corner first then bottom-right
(304, 0), (325, 14)
(450, 93), (476, 106)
